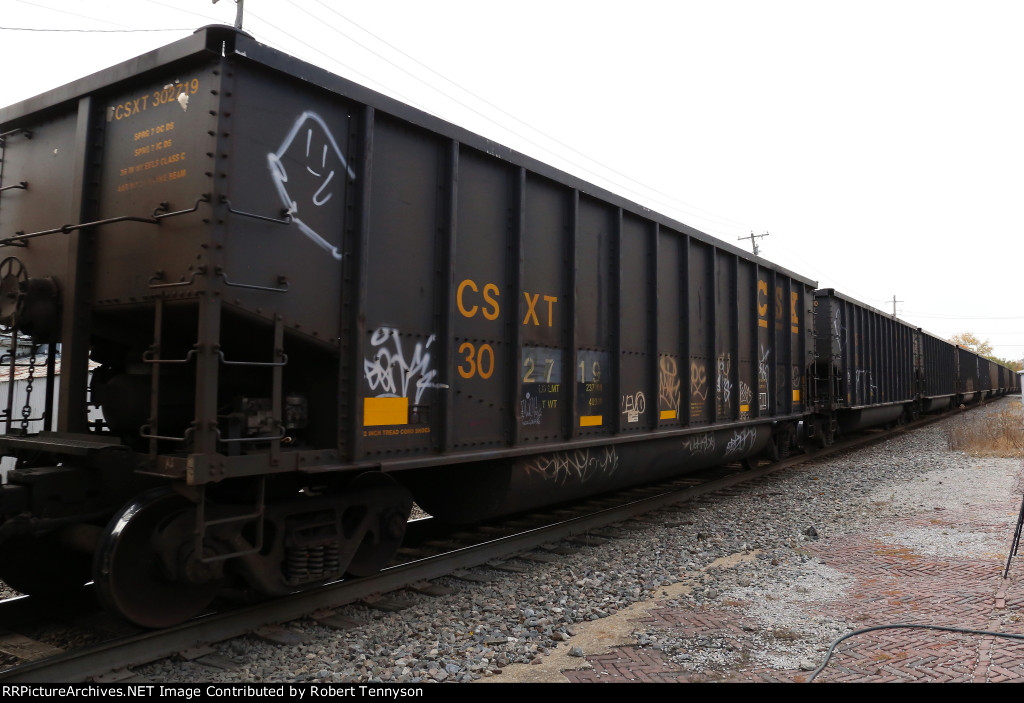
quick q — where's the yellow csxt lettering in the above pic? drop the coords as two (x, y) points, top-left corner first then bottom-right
(523, 292), (558, 327)
(757, 279), (768, 315)
(111, 95), (151, 121)
(757, 279), (769, 328)
(456, 279), (500, 320)
(458, 342), (495, 379)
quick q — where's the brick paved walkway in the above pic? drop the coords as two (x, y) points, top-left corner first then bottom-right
(562, 469), (1024, 683)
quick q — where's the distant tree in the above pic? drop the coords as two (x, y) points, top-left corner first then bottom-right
(949, 332), (994, 356)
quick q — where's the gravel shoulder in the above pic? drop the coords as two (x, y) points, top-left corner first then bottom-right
(10, 397), (1021, 683)
(488, 398), (1024, 682)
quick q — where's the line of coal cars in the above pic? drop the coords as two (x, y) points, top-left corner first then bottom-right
(0, 25), (1017, 627)
(811, 288), (1018, 447)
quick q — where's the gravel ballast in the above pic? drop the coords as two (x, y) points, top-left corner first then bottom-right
(96, 397), (1024, 681)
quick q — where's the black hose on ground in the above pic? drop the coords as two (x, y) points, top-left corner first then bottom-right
(809, 623), (1024, 682)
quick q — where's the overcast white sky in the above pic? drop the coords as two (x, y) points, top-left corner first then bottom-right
(3, 0), (1022, 362)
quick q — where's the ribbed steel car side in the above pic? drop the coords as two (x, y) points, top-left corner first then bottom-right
(812, 289), (917, 433)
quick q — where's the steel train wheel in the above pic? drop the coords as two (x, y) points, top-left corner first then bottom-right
(93, 488), (221, 628)
(0, 534), (92, 597)
(0, 256), (28, 328)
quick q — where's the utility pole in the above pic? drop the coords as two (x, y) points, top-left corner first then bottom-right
(212, 0), (244, 29)
(738, 230), (769, 256)
(890, 294), (903, 316)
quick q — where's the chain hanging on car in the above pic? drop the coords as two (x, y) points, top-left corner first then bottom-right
(20, 343), (37, 432)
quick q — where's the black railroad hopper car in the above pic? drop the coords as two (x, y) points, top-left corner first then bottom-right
(810, 289), (918, 441)
(809, 289), (1015, 443)
(918, 329), (957, 413)
(0, 26), (821, 626)
(955, 346), (984, 406)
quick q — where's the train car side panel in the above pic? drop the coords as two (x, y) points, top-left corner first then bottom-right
(574, 194), (615, 437)
(735, 258), (756, 422)
(617, 213), (655, 434)
(0, 112), (77, 288)
(687, 239), (714, 424)
(813, 289), (917, 435)
(955, 346), (981, 404)
(450, 146), (515, 449)
(359, 115), (448, 456)
(655, 228), (684, 427)
(519, 173), (570, 444)
(919, 330), (957, 412)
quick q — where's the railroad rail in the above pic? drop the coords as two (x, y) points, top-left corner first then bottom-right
(0, 23), (1017, 632)
(0, 400), (985, 683)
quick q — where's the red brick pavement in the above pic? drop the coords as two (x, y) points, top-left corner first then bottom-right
(562, 487), (1024, 683)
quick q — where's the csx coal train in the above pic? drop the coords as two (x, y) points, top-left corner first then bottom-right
(0, 26), (1017, 627)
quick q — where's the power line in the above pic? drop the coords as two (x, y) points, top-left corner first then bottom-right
(903, 312), (1024, 320)
(5, 2), (762, 240)
(139, 0), (224, 25)
(12, 0), (134, 29)
(237, 14), (436, 115)
(0, 26), (192, 32)
(282, 1), (754, 234)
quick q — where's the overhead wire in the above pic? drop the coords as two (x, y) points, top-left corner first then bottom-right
(902, 312), (1024, 321)
(282, 0), (755, 236)
(6, 0), (220, 34)
(236, 14), (439, 116)
(5, 2), (1019, 364)
(317, 0), (752, 232)
(0, 26), (193, 32)
(4, 0), (756, 238)
(138, 0), (224, 25)
(12, 0), (135, 29)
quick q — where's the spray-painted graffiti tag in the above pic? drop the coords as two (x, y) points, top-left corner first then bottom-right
(520, 392), (543, 425)
(659, 356), (681, 417)
(684, 432), (716, 456)
(522, 447), (619, 485)
(717, 353), (732, 407)
(740, 380), (753, 410)
(363, 327), (443, 404)
(621, 391), (646, 423)
(724, 427), (758, 457)
(691, 362), (709, 402)
(758, 344), (771, 411)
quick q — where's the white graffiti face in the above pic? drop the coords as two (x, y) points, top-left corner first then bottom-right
(522, 447), (619, 485)
(363, 327), (442, 405)
(267, 111), (357, 260)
